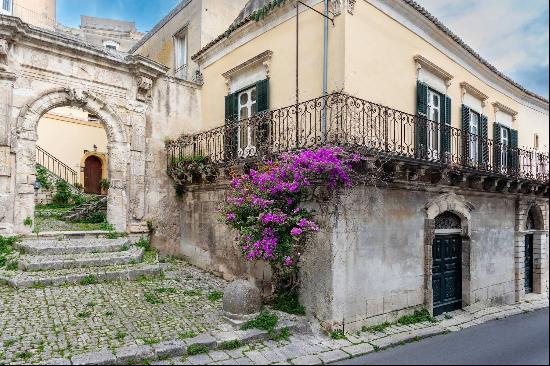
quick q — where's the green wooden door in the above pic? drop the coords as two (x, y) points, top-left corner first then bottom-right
(432, 234), (462, 316)
(524, 234), (534, 294)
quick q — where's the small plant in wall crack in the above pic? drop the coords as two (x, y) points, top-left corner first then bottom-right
(23, 217), (33, 227)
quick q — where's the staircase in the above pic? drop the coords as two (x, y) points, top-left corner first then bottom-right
(36, 145), (79, 187)
(0, 234), (162, 288)
(65, 196), (107, 222)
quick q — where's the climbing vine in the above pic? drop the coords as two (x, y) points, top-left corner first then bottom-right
(220, 147), (363, 291)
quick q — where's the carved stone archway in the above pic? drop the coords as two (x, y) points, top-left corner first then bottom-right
(424, 192), (475, 314)
(15, 87), (129, 232)
(515, 199), (549, 300)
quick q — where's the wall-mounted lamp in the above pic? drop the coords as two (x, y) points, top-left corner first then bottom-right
(33, 180), (42, 192)
(93, 144), (98, 152)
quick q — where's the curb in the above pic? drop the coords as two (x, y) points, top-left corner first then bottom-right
(41, 319), (309, 365)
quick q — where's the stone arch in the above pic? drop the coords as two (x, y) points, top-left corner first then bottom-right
(14, 87), (129, 232)
(423, 192), (475, 314)
(515, 200), (549, 300)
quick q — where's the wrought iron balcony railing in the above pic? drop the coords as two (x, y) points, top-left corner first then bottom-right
(166, 92), (549, 183)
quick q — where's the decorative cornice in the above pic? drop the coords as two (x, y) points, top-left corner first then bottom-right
(222, 50), (273, 80)
(414, 55), (453, 86)
(492, 101), (518, 120)
(460, 82), (488, 106)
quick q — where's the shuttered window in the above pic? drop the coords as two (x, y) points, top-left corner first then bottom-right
(416, 81), (451, 160)
(224, 79), (269, 160)
(493, 123), (518, 173)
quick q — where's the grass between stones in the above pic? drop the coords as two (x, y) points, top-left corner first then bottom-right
(178, 331), (198, 340)
(219, 339), (242, 350)
(207, 290), (223, 302)
(330, 330), (346, 340)
(186, 344), (209, 356)
(79, 275), (98, 286)
(362, 308), (436, 334)
(144, 291), (164, 304)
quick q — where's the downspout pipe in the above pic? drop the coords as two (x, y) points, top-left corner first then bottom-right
(322, 0), (329, 135)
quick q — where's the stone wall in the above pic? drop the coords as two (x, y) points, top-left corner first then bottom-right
(171, 180), (549, 332)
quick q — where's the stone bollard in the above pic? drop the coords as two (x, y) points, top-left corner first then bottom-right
(222, 279), (262, 325)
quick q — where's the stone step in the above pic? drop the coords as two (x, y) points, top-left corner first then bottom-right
(23, 230), (115, 240)
(18, 247), (144, 271)
(0, 263), (162, 288)
(14, 238), (130, 255)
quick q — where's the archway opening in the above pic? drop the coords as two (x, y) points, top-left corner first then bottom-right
(34, 106), (109, 231)
(524, 206), (543, 295)
(432, 211), (463, 316)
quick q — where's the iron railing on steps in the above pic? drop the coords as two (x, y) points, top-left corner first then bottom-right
(36, 145), (78, 186)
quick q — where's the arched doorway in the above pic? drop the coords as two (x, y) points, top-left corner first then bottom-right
(15, 88), (129, 232)
(432, 211), (463, 316)
(84, 155), (102, 194)
(523, 206), (544, 295)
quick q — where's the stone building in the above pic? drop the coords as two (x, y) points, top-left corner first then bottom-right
(161, 0), (549, 332)
(1, 0), (549, 333)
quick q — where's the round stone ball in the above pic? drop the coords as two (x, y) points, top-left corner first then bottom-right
(223, 280), (262, 317)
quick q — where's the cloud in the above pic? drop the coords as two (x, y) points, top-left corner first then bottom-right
(417, 0), (549, 97)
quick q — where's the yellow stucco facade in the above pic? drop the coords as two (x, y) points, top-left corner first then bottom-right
(194, 0), (548, 152)
(7, 0), (56, 29)
(36, 107), (109, 184)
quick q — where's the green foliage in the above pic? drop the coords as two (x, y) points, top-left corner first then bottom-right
(23, 217), (33, 226)
(220, 340), (242, 350)
(79, 275), (98, 285)
(207, 290), (224, 302)
(77, 311), (92, 318)
(272, 289), (305, 315)
(144, 292), (164, 304)
(142, 338), (160, 345)
(100, 179), (110, 190)
(186, 344), (209, 356)
(3, 338), (17, 347)
(168, 155), (218, 189)
(105, 231), (128, 239)
(86, 302), (97, 307)
(396, 309), (436, 325)
(183, 289), (202, 296)
(78, 211), (107, 224)
(330, 330), (346, 340)
(178, 331), (198, 340)
(269, 327), (290, 341)
(115, 331), (126, 341)
(362, 322), (391, 333)
(241, 312), (278, 333)
(17, 351), (33, 360)
(52, 180), (73, 205)
(36, 165), (52, 190)
(250, 0), (288, 22)
(104, 311), (114, 317)
(0, 236), (19, 269)
(135, 237), (151, 251)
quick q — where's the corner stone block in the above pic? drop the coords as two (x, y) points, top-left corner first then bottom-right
(115, 345), (154, 364)
(153, 340), (187, 359)
(71, 349), (116, 365)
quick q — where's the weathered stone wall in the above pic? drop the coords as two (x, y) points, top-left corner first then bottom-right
(172, 180), (548, 332)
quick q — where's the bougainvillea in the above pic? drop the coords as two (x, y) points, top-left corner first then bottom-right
(221, 147), (363, 288)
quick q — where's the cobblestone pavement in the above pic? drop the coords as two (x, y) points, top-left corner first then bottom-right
(151, 295), (549, 365)
(0, 260), (229, 365)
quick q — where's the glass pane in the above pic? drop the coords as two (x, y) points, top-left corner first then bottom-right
(251, 102), (257, 116)
(251, 88), (257, 102)
(433, 94), (439, 107)
(240, 107), (248, 120)
(240, 93), (248, 105)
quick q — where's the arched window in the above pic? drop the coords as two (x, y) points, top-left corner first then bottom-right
(526, 208), (536, 231)
(435, 211), (462, 230)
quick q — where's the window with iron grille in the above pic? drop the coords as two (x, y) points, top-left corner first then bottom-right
(1, 0), (12, 14)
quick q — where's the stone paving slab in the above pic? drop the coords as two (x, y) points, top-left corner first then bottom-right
(14, 238), (130, 255)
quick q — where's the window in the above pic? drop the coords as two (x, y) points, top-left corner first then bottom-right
(237, 86), (257, 157)
(469, 110), (480, 164)
(534, 134), (540, 150)
(87, 114), (99, 122)
(174, 29), (188, 79)
(427, 89), (440, 157)
(103, 40), (119, 51)
(1, 0), (12, 14)
(501, 127), (509, 172)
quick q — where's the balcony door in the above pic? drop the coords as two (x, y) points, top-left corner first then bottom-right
(427, 89), (441, 159)
(237, 86), (258, 158)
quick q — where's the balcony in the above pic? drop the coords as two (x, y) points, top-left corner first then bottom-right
(166, 92), (549, 193)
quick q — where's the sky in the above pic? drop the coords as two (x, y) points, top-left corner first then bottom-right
(57, 0), (549, 98)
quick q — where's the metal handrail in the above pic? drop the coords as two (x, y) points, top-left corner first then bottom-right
(166, 92), (550, 183)
(36, 145), (78, 186)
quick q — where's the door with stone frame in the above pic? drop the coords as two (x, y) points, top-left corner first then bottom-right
(84, 155), (102, 194)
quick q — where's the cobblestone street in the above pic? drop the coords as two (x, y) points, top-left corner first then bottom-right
(0, 261), (228, 365)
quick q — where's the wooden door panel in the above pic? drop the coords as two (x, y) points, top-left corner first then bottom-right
(433, 234), (462, 315)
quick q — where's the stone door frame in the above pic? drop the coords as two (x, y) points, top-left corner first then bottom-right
(424, 192), (475, 315)
(15, 87), (129, 232)
(515, 200), (548, 301)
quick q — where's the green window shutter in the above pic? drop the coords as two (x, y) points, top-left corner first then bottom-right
(441, 96), (452, 156)
(493, 123), (501, 172)
(416, 81), (428, 158)
(461, 104), (471, 164)
(508, 128), (519, 173)
(479, 115), (488, 167)
(256, 79), (269, 113)
(224, 92), (238, 160)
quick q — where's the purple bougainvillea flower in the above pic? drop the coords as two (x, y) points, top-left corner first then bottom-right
(283, 256), (293, 266)
(225, 212), (236, 221)
(290, 227), (303, 236)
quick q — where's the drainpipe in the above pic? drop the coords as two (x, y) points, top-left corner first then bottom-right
(322, 0), (329, 136)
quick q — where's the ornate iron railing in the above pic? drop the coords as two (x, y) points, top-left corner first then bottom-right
(36, 145), (78, 186)
(166, 92), (549, 183)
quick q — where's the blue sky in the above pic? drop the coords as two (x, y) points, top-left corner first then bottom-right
(57, 0), (549, 98)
